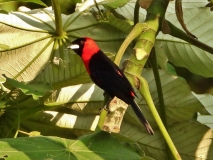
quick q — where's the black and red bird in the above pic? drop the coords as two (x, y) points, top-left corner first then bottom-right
(67, 37), (154, 135)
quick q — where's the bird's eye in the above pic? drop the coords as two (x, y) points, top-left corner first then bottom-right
(80, 41), (84, 45)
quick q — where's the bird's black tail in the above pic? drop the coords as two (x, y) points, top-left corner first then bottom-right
(130, 100), (154, 135)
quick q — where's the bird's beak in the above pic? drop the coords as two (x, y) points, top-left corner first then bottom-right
(67, 44), (79, 49)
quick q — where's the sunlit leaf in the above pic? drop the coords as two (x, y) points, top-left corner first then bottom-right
(157, 7), (213, 77)
(4, 75), (52, 100)
(0, 9), (130, 88)
(115, 1), (213, 77)
(46, 70), (205, 128)
(0, 0), (47, 6)
(0, 132), (151, 160)
(118, 120), (213, 160)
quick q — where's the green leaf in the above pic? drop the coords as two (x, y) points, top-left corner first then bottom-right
(119, 120), (213, 160)
(28, 131), (41, 137)
(37, 11), (130, 87)
(74, 0), (128, 12)
(165, 63), (177, 76)
(45, 70), (205, 128)
(193, 93), (213, 129)
(106, 11), (133, 34)
(0, 9), (55, 82)
(0, 101), (50, 138)
(0, 8), (133, 138)
(198, 114), (213, 130)
(167, 0), (209, 11)
(104, 0), (129, 9)
(0, 0), (47, 6)
(0, 43), (9, 49)
(125, 69), (205, 127)
(156, 7), (213, 77)
(23, 111), (99, 132)
(0, 8), (131, 88)
(0, 132), (149, 160)
(4, 75), (52, 100)
(47, 83), (104, 113)
(192, 92), (213, 114)
(115, 1), (213, 78)
(0, 100), (6, 106)
(115, 1), (146, 22)
(0, 10), (8, 14)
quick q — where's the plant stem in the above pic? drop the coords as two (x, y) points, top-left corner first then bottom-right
(97, 110), (108, 131)
(149, 48), (174, 159)
(149, 49), (167, 127)
(14, 107), (20, 138)
(139, 76), (181, 160)
(96, 94), (111, 131)
(51, 0), (63, 37)
(134, 0), (140, 25)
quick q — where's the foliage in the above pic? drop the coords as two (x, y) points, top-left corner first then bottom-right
(0, 0), (212, 160)
(1, 131), (152, 160)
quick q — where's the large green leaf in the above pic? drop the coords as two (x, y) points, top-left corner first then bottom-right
(167, 0), (208, 12)
(115, 1), (146, 22)
(0, 8), (55, 82)
(21, 111), (99, 138)
(193, 93), (213, 115)
(118, 120), (213, 160)
(3, 75), (52, 100)
(156, 7), (213, 77)
(0, 2), (212, 159)
(115, 0), (213, 77)
(0, 132), (152, 160)
(198, 114), (213, 130)
(0, 79), (53, 137)
(8, 69), (205, 140)
(62, 86), (104, 113)
(0, 7), (133, 138)
(0, 0), (47, 6)
(41, 69), (205, 129)
(193, 93), (213, 130)
(74, 0), (129, 12)
(0, 8), (130, 88)
(104, 0), (129, 9)
(126, 69), (205, 127)
(44, 83), (104, 113)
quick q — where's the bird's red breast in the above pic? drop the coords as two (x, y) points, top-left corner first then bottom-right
(82, 38), (100, 74)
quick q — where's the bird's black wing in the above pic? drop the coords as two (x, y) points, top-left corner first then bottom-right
(88, 51), (135, 103)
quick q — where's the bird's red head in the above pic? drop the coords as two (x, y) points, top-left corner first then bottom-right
(67, 37), (100, 74)
(67, 37), (100, 58)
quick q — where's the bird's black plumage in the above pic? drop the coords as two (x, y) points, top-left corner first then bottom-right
(89, 51), (135, 103)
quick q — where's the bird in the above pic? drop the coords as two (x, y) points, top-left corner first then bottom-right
(67, 37), (154, 135)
